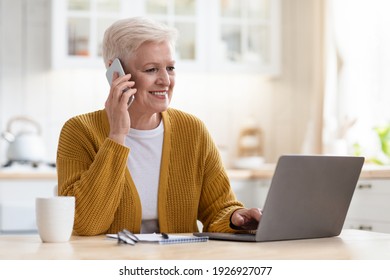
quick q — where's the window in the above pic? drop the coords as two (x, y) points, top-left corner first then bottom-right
(324, 0), (390, 163)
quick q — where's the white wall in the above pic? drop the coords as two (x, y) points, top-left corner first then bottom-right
(0, 0), (325, 166)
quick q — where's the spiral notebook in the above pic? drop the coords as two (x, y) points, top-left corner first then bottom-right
(106, 233), (208, 245)
(136, 233), (208, 244)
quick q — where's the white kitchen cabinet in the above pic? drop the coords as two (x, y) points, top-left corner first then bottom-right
(344, 179), (390, 233)
(0, 177), (57, 233)
(51, 0), (280, 74)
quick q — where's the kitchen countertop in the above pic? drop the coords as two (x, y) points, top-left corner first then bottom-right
(0, 167), (57, 180)
(1, 164), (390, 180)
(227, 164), (390, 180)
(0, 172), (57, 180)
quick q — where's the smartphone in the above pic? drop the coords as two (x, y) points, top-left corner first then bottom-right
(106, 58), (135, 107)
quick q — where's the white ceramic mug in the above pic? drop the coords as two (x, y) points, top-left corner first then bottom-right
(35, 196), (75, 243)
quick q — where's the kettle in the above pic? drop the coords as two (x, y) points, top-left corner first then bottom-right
(2, 116), (47, 163)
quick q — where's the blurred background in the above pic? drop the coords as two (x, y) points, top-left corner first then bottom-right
(1, 0), (390, 167)
(2, 0), (390, 234)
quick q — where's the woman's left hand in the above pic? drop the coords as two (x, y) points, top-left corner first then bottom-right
(231, 208), (262, 230)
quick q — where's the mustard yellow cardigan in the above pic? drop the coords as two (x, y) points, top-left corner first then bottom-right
(57, 108), (243, 236)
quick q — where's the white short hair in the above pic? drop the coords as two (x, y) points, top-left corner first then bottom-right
(102, 17), (178, 68)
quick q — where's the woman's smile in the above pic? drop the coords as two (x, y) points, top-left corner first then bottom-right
(149, 91), (168, 97)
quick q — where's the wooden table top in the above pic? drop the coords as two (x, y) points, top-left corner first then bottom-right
(1, 230), (390, 260)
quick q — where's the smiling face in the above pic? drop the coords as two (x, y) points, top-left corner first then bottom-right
(123, 40), (176, 122)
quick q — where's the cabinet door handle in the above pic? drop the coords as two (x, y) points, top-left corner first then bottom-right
(358, 225), (373, 231)
(358, 183), (372, 190)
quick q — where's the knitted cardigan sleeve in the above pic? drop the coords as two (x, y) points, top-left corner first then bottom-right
(56, 110), (141, 236)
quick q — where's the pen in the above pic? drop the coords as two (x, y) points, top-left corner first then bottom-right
(161, 232), (169, 239)
(117, 231), (136, 245)
(123, 229), (139, 242)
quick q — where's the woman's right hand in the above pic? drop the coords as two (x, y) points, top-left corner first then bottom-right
(105, 72), (137, 145)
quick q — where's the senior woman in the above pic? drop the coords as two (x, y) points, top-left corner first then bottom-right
(57, 17), (261, 236)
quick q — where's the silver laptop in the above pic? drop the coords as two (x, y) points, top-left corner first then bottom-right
(194, 155), (364, 242)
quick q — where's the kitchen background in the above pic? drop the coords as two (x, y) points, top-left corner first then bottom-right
(1, 0), (390, 233)
(0, 0), (326, 167)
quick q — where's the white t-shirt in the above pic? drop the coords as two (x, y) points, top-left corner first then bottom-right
(125, 121), (164, 233)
